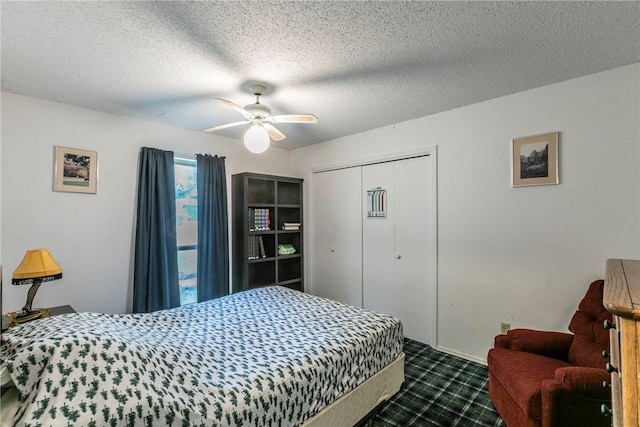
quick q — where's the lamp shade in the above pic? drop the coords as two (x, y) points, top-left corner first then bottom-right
(12, 248), (62, 285)
(244, 125), (270, 153)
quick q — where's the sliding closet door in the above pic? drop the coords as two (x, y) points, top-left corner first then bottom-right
(363, 156), (435, 345)
(361, 162), (395, 313)
(311, 168), (363, 307)
(393, 156), (435, 345)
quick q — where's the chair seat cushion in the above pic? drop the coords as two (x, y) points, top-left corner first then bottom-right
(488, 348), (572, 420)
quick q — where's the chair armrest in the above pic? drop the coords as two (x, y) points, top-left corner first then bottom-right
(494, 328), (573, 360)
(554, 366), (611, 400)
(541, 369), (612, 427)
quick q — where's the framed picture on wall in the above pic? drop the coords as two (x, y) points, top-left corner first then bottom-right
(53, 146), (98, 194)
(511, 132), (559, 187)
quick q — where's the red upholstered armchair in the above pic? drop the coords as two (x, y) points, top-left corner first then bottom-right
(487, 280), (613, 427)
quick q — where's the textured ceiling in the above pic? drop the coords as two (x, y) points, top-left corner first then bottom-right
(2, 1), (639, 150)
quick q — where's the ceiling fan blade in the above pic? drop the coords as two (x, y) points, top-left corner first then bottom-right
(203, 120), (250, 133)
(271, 114), (318, 124)
(215, 98), (251, 118)
(264, 123), (287, 141)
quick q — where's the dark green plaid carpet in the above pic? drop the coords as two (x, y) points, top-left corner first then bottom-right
(374, 338), (506, 426)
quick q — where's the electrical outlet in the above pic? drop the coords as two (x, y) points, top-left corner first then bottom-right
(501, 322), (510, 334)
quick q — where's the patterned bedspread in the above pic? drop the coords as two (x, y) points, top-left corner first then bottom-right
(0, 286), (403, 426)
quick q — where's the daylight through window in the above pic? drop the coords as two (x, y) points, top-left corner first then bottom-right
(175, 157), (197, 305)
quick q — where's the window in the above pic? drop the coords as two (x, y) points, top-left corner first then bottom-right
(175, 157), (197, 305)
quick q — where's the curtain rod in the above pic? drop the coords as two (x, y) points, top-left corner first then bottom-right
(174, 152), (226, 162)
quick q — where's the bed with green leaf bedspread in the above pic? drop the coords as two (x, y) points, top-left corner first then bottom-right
(0, 286), (403, 426)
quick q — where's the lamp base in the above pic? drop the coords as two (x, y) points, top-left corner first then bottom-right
(11, 308), (50, 324)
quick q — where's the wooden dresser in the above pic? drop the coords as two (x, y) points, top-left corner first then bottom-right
(603, 259), (640, 427)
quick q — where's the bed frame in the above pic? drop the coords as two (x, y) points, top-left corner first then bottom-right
(302, 352), (405, 426)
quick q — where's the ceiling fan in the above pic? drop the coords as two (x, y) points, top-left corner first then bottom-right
(203, 83), (318, 153)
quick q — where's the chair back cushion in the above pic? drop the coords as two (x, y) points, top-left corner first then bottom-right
(567, 280), (612, 368)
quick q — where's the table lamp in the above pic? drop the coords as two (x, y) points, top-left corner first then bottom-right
(11, 248), (62, 323)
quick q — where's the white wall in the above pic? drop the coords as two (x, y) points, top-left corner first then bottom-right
(2, 65), (638, 362)
(290, 64), (640, 362)
(1, 92), (292, 314)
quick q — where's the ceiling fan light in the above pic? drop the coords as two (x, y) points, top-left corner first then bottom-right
(244, 125), (270, 153)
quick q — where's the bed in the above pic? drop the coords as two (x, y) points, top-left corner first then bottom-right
(1, 286), (404, 426)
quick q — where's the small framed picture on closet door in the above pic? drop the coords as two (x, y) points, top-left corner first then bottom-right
(366, 187), (386, 218)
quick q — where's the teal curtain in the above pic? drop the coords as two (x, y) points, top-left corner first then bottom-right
(133, 147), (180, 313)
(196, 154), (229, 301)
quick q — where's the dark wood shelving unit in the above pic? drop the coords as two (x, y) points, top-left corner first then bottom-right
(232, 173), (303, 293)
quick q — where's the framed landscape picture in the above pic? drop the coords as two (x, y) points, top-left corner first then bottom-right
(53, 146), (98, 194)
(511, 132), (559, 187)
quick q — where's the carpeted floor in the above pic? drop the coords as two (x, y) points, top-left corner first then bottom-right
(374, 338), (506, 426)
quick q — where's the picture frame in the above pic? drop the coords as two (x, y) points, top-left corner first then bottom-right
(511, 132), (559, 187)
(53, 146), (98, 194)
(367, 187), (386, 218)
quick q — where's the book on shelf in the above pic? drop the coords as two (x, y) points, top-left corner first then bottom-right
(248, 208), (271, 231)
(247, 235), (268, 259)
(282, 222), (300, 230)
(258, 236), (266, 258)
(248, 208), (255, 231)
(248, 235), (261, 260)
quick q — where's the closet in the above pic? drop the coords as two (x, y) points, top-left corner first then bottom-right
(312, 167), (363, 307)
(311, 153), (436, 345)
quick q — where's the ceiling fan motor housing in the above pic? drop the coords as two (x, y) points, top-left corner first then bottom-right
(245, 83), (271, 119)
(244, 102), (272, 119)
(249, 83), (267, 96)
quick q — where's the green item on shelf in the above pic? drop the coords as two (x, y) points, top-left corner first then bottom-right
(277, 244), (296, 255)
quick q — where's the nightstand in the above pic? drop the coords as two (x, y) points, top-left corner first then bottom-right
(1, 305), (76, 331)
(48, 305), (75, 316)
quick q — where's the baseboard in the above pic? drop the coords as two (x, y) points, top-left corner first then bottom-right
(436, 346), (487, 366)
